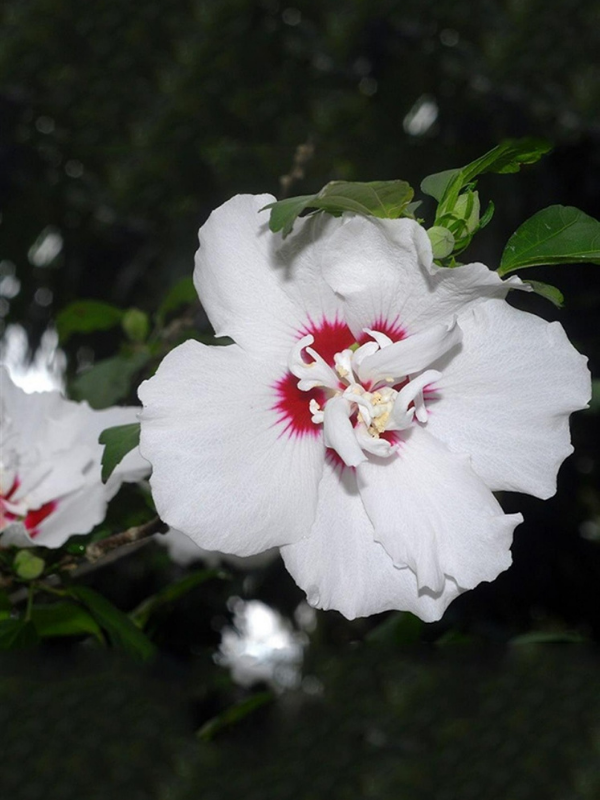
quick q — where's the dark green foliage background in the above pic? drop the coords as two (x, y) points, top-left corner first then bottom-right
(2, 648), (600, 799)
(1, 1), (600, 796)
(3, 0), (600, 350)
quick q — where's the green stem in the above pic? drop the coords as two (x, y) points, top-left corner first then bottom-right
(34, 582), (67, 599)
(25, 583), (34, 622)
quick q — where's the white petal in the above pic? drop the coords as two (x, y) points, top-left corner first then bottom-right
(358, 321), (461, 384)
(32, 478), (108, 547)
(194, 195), (344, 359)
(138, 340), (324, 555)
(40, 403), (149, 506)
(425, 299), (591, 498)
(390, 370), (441, 429)
(281, 459), (463, 622)
(3, 462), (111, 549)
(0, 381), (74, 495)
(350, 340), (379, 373)
(357, 426), (522, 593)
(0, 368), (64, 448)
(321, 215), (525, 337)
(14, 445), (92, 510)
(156, 528), (278, 569)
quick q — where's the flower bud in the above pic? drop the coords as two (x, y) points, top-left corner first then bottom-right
(14, 551), (45, 580)
(427, 226), (455, 259)
(122, 308), (150, 343)
(449, 191), (480, 238)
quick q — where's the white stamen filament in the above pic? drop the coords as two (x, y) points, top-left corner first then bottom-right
(354, 422), (394, 458)
(323, 396), (366, 467)
(289, 334), (339, 391)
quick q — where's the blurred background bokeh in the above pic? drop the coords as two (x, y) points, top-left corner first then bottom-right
(1, 1), (600, 797)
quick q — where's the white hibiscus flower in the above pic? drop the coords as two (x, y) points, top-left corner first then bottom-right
(138, 195), (591, 622)
(0, 367), (149, 548)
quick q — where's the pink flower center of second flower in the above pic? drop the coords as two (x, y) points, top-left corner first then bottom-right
(0, 475), (58, 539)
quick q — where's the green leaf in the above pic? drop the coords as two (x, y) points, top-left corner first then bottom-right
(99, 422), (141, 483)
(479, 200), (495, 229)
(510, 631), (587, 645)
(31, 602), (104, 641)
(0, 591), (11, 621)
(522, 279), (564, 308)
(314, 180), (414, 219)
(70, 350), (150, 409)
(197, 691), (273, 742)
(263, 194), (316, 237)
(66, 585), (156, 660)
(131, 568), (227, 629)
(156, 276), (198, 323)
(0, 619), (39, 650)
(499, 205), (600, 275)
(56, 300), (124, 343)
(404, 200), (422, 217)
(427, 138), (551, 222)
(187, 333), (233, 347)
(420, 168), (460, 202)
(460, 137), (551, 180)
(264, 180), (414, 237)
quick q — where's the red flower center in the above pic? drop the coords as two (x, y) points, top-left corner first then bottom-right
(273, 314), (406, 439)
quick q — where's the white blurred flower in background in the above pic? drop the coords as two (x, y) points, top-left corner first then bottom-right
(0, 368), (149, 547)
(216, 598), (305, 690)
(0, 324), (65, 393)
(156, 527), (277, 569)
